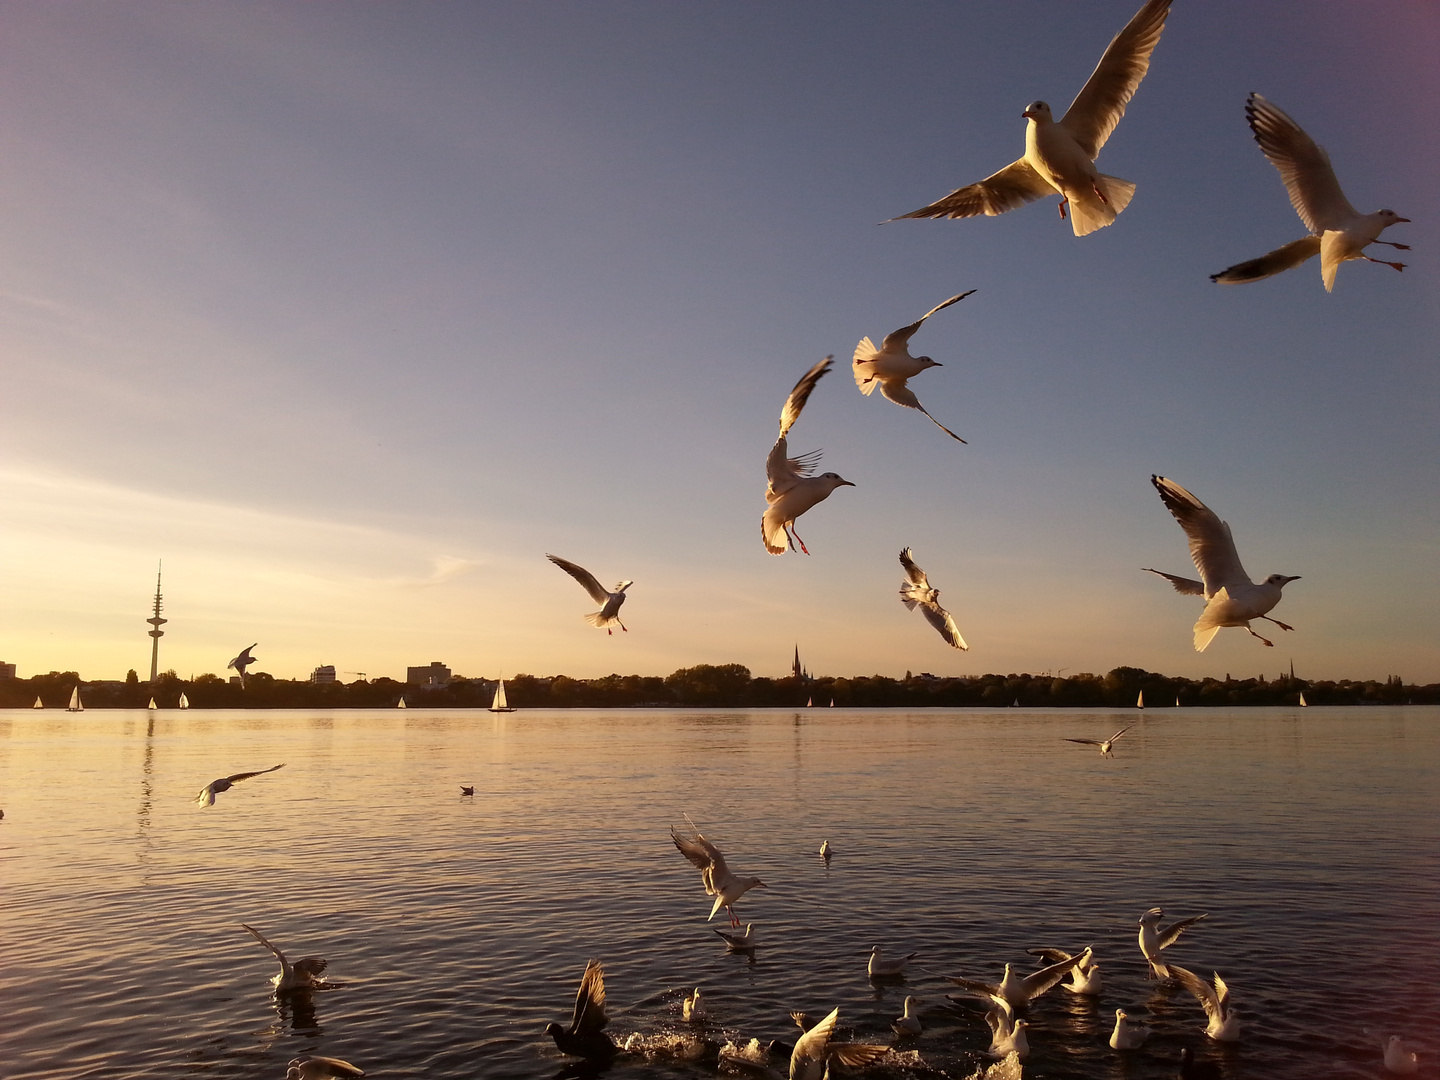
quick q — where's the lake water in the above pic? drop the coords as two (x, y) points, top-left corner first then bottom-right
(1, 706), (1435, 1080)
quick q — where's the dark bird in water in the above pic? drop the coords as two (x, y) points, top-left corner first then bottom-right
(241, 923), (329, 991)
(545, 959), (618, 1060)
(195, 763), (284, 807)
(460, 786), (475, 796)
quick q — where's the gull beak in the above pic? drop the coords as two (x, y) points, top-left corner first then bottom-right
(1396, 216), (1411, 223)
(1284, 575), (1302, 584)
(840, 479), (856, 487)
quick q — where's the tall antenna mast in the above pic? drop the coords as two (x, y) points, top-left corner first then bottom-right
(147, 562), (167, 684)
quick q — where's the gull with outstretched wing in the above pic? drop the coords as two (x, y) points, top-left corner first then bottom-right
(547, 554), (632, 634)
(854, 292), (973, 442)
(762, 357), (854, 555)
(898, 548), (968, 650)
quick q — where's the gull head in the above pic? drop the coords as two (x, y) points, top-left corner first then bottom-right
(1265, 574), (1301, 588)
(818, 473), (855, 490)
(915, 355), (942, 370)
(1022, 101), (1054, 123)
(1378, 209), (1410, 226)
(1138, 907), (1163, 925)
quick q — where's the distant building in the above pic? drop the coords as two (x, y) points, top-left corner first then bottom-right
(791, 645), (810, 681)
(406, 661), (452, 687)
(310, 665), (337, 684)
(0, 661), (16, 679)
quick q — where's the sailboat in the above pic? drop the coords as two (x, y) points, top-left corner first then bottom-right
(1175, 695), (1181, 707)
(66, 687), (83, 712)
(1299, 692), (1308, 707)
(32, 696), (43, 709)
(488, 678), (515, 713)
(806, 697), (813, 707)
(147, 697), (157, 710)
(1137, 690), (1144, 709)
(397, 697), (407, 709)
(829, 699), (835, 707)
(178, 692), (189, 710)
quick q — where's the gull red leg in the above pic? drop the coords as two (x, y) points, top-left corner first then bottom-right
(1362, 255), (1405, 272)
(1057, 197), (1068, 220)
(1245, 625), (1275, 647)
(1260, 615), (1294, 632)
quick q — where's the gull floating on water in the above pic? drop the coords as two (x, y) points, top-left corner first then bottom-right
(672, 821), (766, 927)
(1211, 93), (1409, 291)
(893, 0), (1172, 235)
(242, 924), (328, 991)
(1366, 1032), (1421, 1076)
(899, 548), (968, 650)
(819, 839), (831, 862)
(939, 949), (1090, 1010)
(762, 357), (853, 555)
(891, 996), (924, 1037)
(1026, 947), (1101, 995)
(984, 997), (1029, 1060)
(683, 988), (706, 1021)
(547, 554), (632, 634)
(1064, 726), (1130, 756)
(1168, 965), (1240, 1042)
(853, 293), (973, 442)
(1146, 475), (1299, 651)
(868, 945), (919, 978)
(546, 959), (618, 1060)
(1109, 1008), (1152, 1049)
(286, 1057), (364, 1080)
(788, 1007), (889, 1080)
(195, 763), (284, 807)
(715, 923), (757, 952)
(227, 643), (258, 686)
(1137, 906), (1207, 979)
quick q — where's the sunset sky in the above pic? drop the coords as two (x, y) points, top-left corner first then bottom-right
(2, 2), (1436, 685)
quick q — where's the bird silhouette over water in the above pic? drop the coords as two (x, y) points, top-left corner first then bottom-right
(547, 554), (632, 634)
(545, 959), (618, 1060)
(227, 643), (259, 685)
(195, 763), (284, 807)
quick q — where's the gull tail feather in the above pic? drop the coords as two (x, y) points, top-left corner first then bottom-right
(1068, 175), (1134, 237)
(1193, 624), (1222, 652)
(584, 611), (617, 628)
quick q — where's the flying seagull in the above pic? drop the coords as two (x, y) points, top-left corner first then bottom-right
(195, 763), (284, 807)
(788, 1007), (889, 1080)
(286, 1058), (364, 1080)
(893, 0), (1172, 235)
(1137, 906), (1207, 979)
(1211, 93), (1409, 291)
(937, 949), (1090, 1010)
(762, 356), (854, 555)
(1168, 965), (1241, 1043)
(1146, 475), (1300, 651)
(241, 923), (328, 991)
(898, 548), (968, 650)
(1064, 726), (1131, 756)
(853, 292), (973, 442)
(546, 554), (632, 634)
(672, 821), (766, 927)
(227, 643), (258, 686)
(545, 959), (618, 1060)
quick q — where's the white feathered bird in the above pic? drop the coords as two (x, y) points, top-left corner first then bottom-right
(671, 821), (766, 927)
(898, 547), (968, 650)
(761, 357), (853, 555)
(546, 555), (632, 634)
(853, 292), (972, 442)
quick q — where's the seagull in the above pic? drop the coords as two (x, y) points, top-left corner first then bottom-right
(788, 1007), (889, 1080)
(1211, 93), (1409, 291)
(938, 949), (1090, 1010)
(868, 946), (919, 978)
(984, 997), (1030, 1060)
(1025, 947), (1101, 995)
(892, 997), (924, 1037)
(1146, 475), (1300, 651)
(227, 643), (258, 686)
(195, 763), (284, 807)
(683, 988), (706, 1021)
(762, 356), (854, 555)
(819, 839), (832, 862)
(286, 1058), (364, 1080)
(1367, 1033), (1420, 1076)
(853, 293), (973, 442)
(460, 786), (475, 796)
(1064, 726), (1131, 756)
(893, 0), (1172, 235)
(1138, 907), (1207, 979)
(1109, 1008), (1152, 1049)
(671, 821), (766, 927)
(898, 548), (968, 650)
(241, 924), (328, 991)
(545, 959), (618, 1060)
(1168, 965), (1241, 1042)
(546, 555), (632, 634)
(714, 923), (757, 952)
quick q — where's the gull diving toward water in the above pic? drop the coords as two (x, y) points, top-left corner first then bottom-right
(893, 0), (1172, 235)
(227, 643), (258, 685)
(1211, 93), (1409, 291)
(546, 554), (632, 634)
(242, 924), (329, 991)
(546, 959), (618, 1059)
(868, 945), (918, 978)
(899, 548), (968, 650)
(286, 1058), (364, 1080)
(938, 949), (1090, 1010)
(788, 1008), (889, 1080)
(1137, 907), (1207, 979)
(672, 821), (766, 927)
(853, 293), (973, 442)
(195, 763), (284, 807)
(1026, 947), (1101, 995)
(1146, 475), (1300, 651)
(1168, 965), (1241, 1042)
(1064, 726), (1131, 756)
(762, 356), (854, 555)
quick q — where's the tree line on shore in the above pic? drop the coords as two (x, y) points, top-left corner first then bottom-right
(4, 664), (1435, 709)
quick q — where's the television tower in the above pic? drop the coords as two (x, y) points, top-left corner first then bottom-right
(147, 563), (167, 684)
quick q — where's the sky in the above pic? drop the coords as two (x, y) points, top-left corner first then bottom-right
(1, 1), (1437, 685)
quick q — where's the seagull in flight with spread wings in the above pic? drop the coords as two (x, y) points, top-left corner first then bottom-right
(789, 1007), (889, 1080)
(937, 949), (1091, 1010)
(227, 643), (258, 686)
(854, 292), (973, 442)
(547, 555), (632, 634)
(762, 357), (853, 555)
(898, 548), (968, 650)
(1211, 93), (1409, 291)
(545, 959), (619, 1060)
(1145, 475), (1299, 651)
(1064, 726), (1131, 756)
(893, 0), (1172, 235)
(195, 763), (284, 807)
(672, 819), (766, 927)
(1137, 906), (1207, 979)
(1168, 965), (1241, 1043)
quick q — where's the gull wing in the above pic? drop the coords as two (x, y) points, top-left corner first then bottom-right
(830, 1042), (890, 1068)
(672, 825), (730, 883)
(1210, 235), (1321, 284)
(547, 555), (611, 606)
(880, 291), (976, 352)
(1019, 950), (1087, 998)
(242, 923), (287, 964)
(1025, 948), (1075, 965)
(1060, 0), (1173, 159)
(921, 602), (969, 650)
(791, 1006), (839, 1075)
(1157, 912), (1208, 951)
(1246, 93), (1357, 234)
(224, 763), (286, 785)
(892, 159), (1053, 221)
(779, 356), (834, 441)
(1151, 476), (1251, 592)
(295, 1059), (364, 1078)
(898, 548), (930, 589)
(1168, 964), (1222, 1021)
(227, 644), (258, 670)
(1109, 727), (1132, 742)
(878, 381), (967, 443)
(570, 959), (609, 1036)
(1143, 568), (1206, 596)
(938, 973), (999, 999)
(765, 438), (823, 499)
(1064, 738), (1102, 746)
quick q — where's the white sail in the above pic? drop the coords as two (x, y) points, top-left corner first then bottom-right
(806, 697), (813, 707)
(1175, 695), (1181, 707)
(1137, 690), (1144, 709)
(397, 697), (407, 708)
(147, 697), (157, 710)
(67, 687), (83, 712)
(1299, 692), (1308, 707)
(488, 678), (515, 712)
(32, 696), (43, 709)
(178, 692), (189, 709)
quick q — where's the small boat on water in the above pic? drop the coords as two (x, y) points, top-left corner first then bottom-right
(806, 697), (813, 707)
(1299, 692), (1308, 707)
(147, 697), (157, 710)
(397, 697), (407, 709)
(66, 687), (83, 713)
(1137, 691), (1145, 709)
(178, 692), (189, 710)
(829, 699), (835, 707)
(1175, 695), (1181, 707)
(488, 678), (515, 713)
(32, 696), (43, 709)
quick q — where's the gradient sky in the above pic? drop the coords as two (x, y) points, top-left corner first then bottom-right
(2, 1), (1436, 685)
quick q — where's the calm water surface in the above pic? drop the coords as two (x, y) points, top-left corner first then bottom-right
(1, 706), (1436, 1080)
